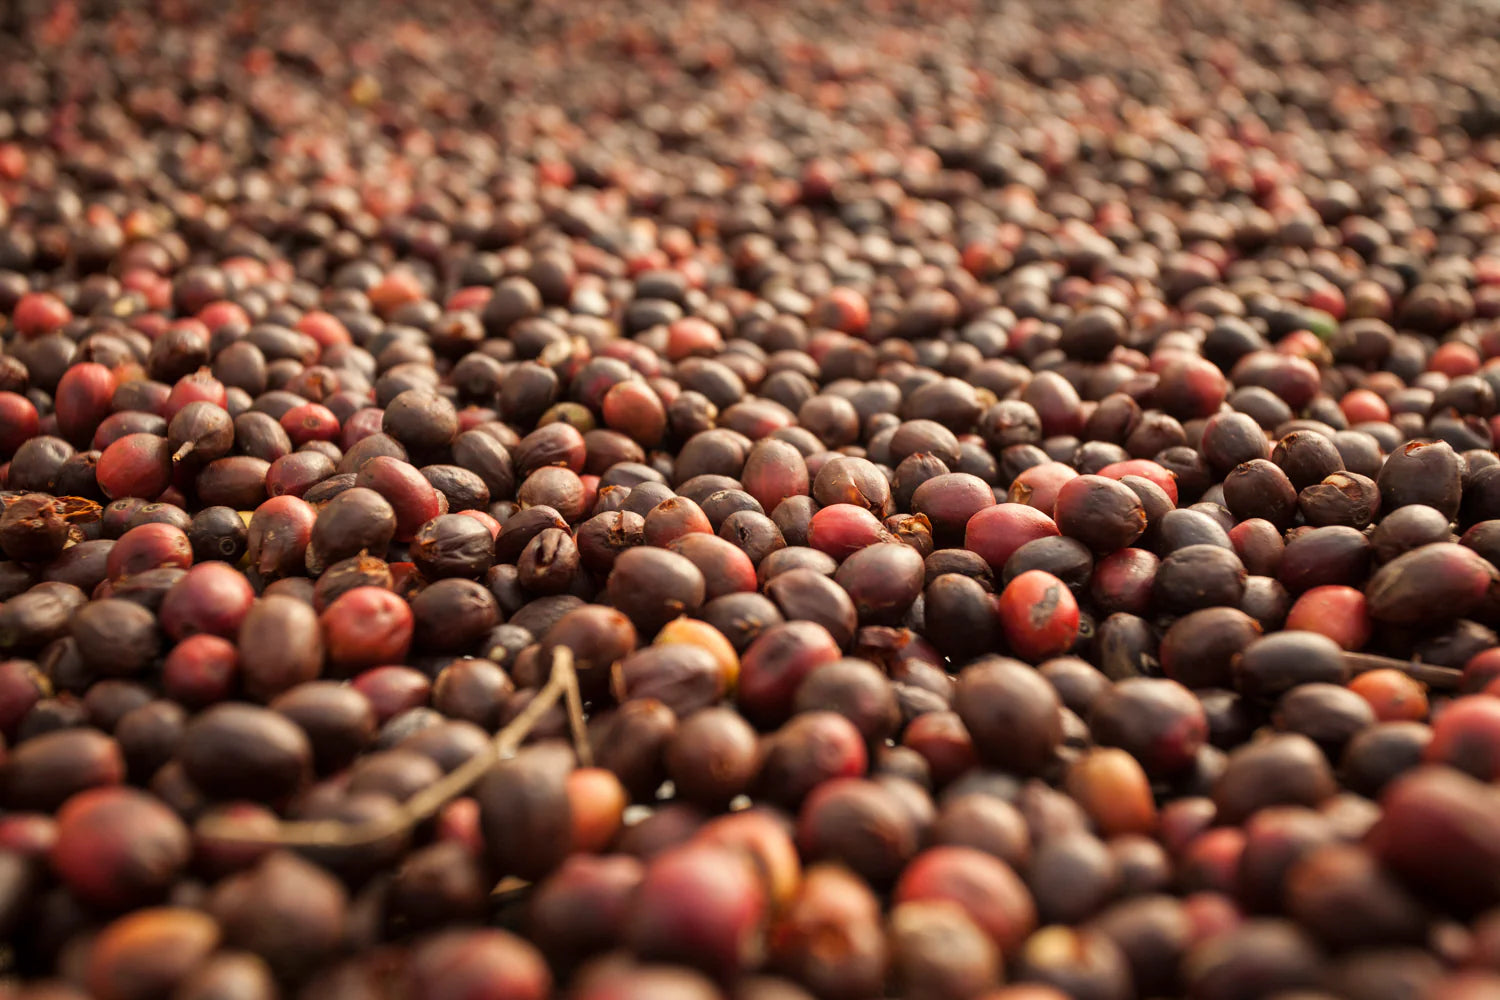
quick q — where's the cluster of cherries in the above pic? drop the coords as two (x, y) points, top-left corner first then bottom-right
(2, 0), (1500, 998)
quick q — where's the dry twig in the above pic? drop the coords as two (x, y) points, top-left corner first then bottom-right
(196, 646), (582, 848)
(1342, 650), (1463, 690)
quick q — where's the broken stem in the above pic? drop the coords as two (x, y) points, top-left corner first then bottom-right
(563, 653), (592, 767)
(196, 646), (581, 848)
(1341, 650), (1463, 690)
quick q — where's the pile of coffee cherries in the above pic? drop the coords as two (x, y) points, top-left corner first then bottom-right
(3, 0), (1500, 997)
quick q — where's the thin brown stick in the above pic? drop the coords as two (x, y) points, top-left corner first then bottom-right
(196, 646), (581, 848)
(1342, 650), (1464, 690)
(492, 875), (532, 898)
(563, 654), (593, 767)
